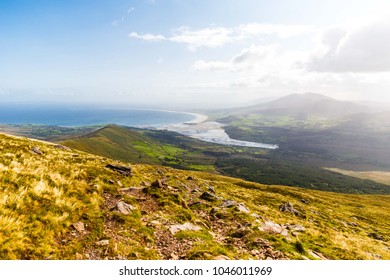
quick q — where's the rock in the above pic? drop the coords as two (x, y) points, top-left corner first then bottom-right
(108, 179), (115, 184)
(279, 202), (300, 216)
(213, 255), (230, 260)
(169, 222), (202, 235)
(53, 144), (71, 151)
(348, 222), (357, 227)
(287, 224), (306, 232)
(72, 222), (85, 233)
(231, 227), (252, 238)
(300, 199), (310, 204)
(221, 200), (237, 208)
(208, 186), (216, 194)
(199, 191), (218, 202)
(308, 250), (328, 260)
(106, 164), (132, 176)
(151, 179), (166, 188)
(95, 240), (110, 246)
(115, 201), (135, 215)
(31, 146), (44, 155)
(251, 213), (262, 219)
(259, 221), (289, 236)
(368, 232), (385, 241)
(236, 203), (250, 213)
(119, 187), (144, 194)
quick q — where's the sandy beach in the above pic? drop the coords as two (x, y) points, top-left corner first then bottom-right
(159, 112), (278, 149)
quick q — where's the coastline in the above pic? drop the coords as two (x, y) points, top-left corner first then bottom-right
(161, 112), (278, 149)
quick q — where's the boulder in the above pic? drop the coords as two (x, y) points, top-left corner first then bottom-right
(231, 227), (252, 238)
(199, 191), (218, 202)
(286, 224), (306, 232)
(106, 164), (132, 176)
(72, 221), (85, 233)
(169, 222), (202, 235)
(236, 203), (250, 213)
(221, 200), (237, 208)
(151, 179), (166, 188)
(279, 202), (300, 216)
(53, 144), (71, 151)
(259, 221), (289, 236)
(31, 146), (44, 155)
(115, 201), (135, 215)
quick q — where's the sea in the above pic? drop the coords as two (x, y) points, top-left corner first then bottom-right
(0, 104), (278, 149)
(0, 105), (194, 127)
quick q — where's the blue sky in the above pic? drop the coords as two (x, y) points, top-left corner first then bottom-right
(1, 0), (390, 107)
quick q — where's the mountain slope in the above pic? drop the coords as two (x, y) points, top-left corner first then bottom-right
(0, 133), (389, 260)
(58, 125), (390, 194)
(228, 93), (372, 119)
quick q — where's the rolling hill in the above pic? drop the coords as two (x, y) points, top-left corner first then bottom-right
(57, 125), (390, 194)
(0, 132), (389, 260)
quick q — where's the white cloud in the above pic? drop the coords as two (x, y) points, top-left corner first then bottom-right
(129, 23), (313, 51)
(192, 44), (278, 72)
(306, 17), (390, 72)
(169, 26), (235, 51)
(127, 7), (135, 13)
(129, 32), (166, 42)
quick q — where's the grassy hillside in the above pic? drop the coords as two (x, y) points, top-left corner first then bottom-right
(0, 132), (389, 260)
(58, 125), (390, 194)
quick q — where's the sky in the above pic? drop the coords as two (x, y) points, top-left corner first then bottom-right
(1, 0), (390, 108)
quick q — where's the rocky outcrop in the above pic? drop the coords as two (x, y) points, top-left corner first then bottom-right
(279, 202), (300, 216)
(169, 222), (202, 235)
(31, 146), (44, 155)
(106, 164), (132, 176)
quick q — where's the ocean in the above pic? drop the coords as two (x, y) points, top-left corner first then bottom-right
(0, 105), (194, 127)
(0, 104), (277, 149)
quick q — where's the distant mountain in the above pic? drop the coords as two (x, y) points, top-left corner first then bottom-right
(230, 93), (373, 119)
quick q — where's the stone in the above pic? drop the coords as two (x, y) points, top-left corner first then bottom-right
(72, 221), (85, 233)
(279, 202), (300, 216)
(231, 227), (252, 238)
(151, 179), (166, 188)
(106, 164), (132, 176)
(208, 186), (216, 194)
(53, 144), (71, 151)
(199, 191), (218, 202)
(236, 203), (250, 213)
(287, 224), (306, 232)
(308, 250), (328, 260)
(115, 201), (135, 215)
(348, 222), (358, 227)
(221, 200), (237, 208)
(259, 221), (289, 236)
(169, 222), (202, 235)
(31, 146), (44, 155)
(300, 199), (310, 204)
(368, 232), (385, 241)
(95, 240), (110, 246)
